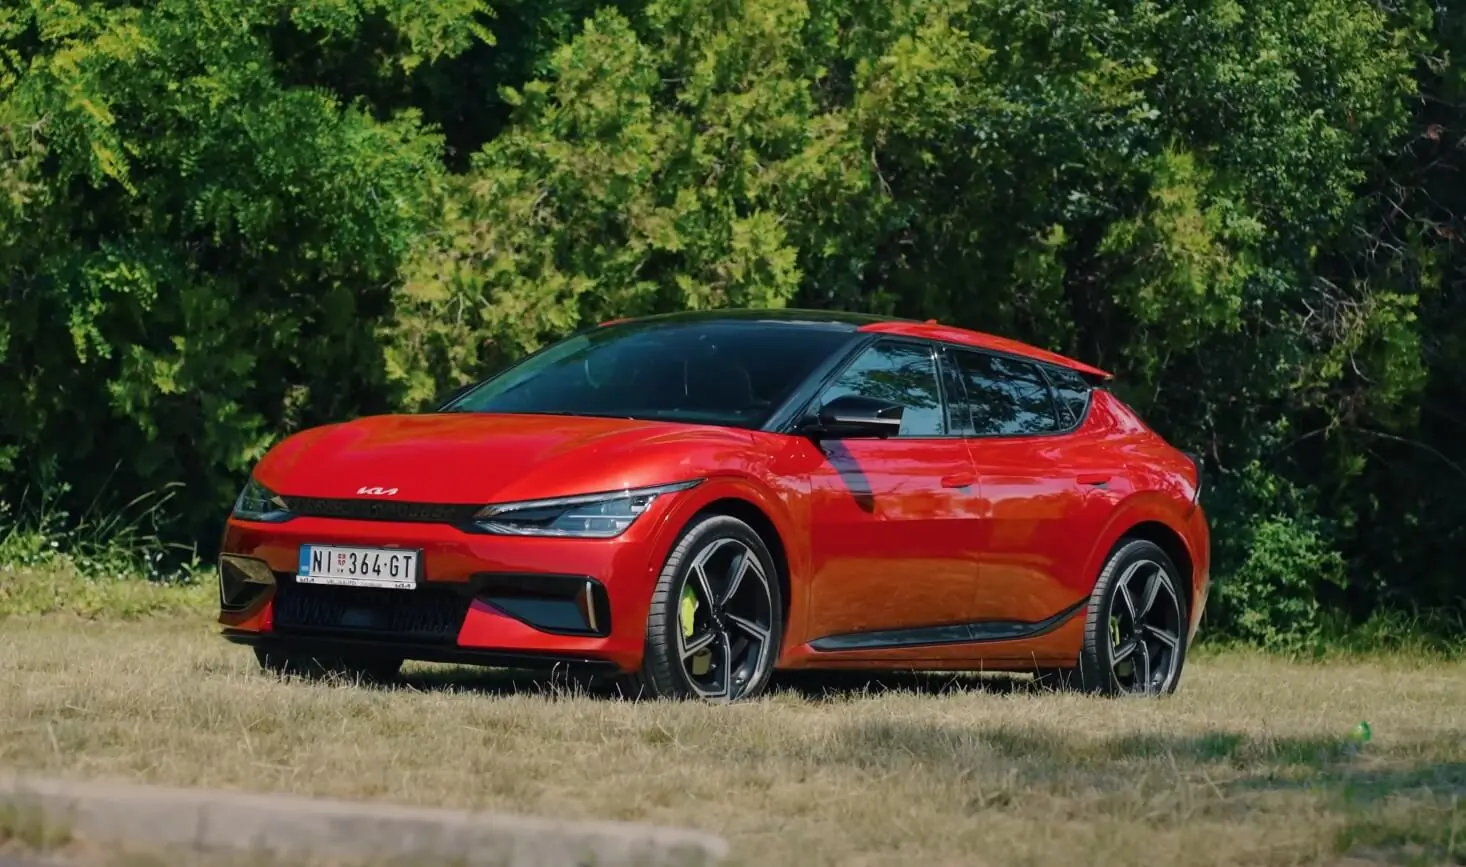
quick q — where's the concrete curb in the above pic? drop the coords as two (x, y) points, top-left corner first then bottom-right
(0, 774), (729, 867)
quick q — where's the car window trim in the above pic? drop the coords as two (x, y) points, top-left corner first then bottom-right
(934, 343), (974, 437)
(940, 343), (1087, 439)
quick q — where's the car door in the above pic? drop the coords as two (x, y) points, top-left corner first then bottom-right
(944, 346), (1117, 626)
(800, 338), (986, 648)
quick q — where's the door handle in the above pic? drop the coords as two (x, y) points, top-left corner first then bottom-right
(1077, 473), (1111, 487)
(941, 472), (977, 489)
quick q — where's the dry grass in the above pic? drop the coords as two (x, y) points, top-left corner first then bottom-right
(2, 615), (1464, 867)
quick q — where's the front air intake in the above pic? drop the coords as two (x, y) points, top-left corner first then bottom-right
(472, 573), (612, 637)
(270, 575), (472, 644)
(218, 554), (275, 612)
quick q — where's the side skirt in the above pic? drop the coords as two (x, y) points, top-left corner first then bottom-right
(807, 597), (1087, 653)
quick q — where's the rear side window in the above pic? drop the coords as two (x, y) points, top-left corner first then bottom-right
(1042, 365), (1093, 428)
(948, 349), (1062, 436)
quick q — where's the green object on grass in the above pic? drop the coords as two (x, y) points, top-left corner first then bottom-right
(1351, 721), (1372, 743)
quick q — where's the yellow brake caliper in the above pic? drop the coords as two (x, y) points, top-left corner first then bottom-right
(681, 584), (712, 676)
(1110, 614), (1131, 674)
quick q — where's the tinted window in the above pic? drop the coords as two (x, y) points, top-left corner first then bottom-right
(818, 341), (945, 437)
(949, 350), (1061, 436)
(1043, 365), (1092, 428)
(447, 320), (854, 428)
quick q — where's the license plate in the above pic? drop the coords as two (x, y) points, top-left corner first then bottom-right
(296, 544), (419, 590)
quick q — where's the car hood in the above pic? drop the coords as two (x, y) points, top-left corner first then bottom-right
(253, 412), (755, 504)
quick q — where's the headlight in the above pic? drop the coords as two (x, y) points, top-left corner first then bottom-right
(231, 476), (292, 523)
(471, 480), (702, 538)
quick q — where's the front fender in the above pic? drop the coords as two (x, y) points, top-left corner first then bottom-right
(633, 473), (808, 656)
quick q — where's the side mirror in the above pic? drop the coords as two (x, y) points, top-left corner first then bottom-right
(803, 394), (904, 439)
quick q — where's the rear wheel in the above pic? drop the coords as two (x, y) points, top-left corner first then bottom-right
(621, 513), (783, 702)
(253, 646), (403, 684)
(1076, 538), (1189, 696)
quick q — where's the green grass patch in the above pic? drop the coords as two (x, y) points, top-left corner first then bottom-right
(0, 562), (212, 619)
(0, 799), (72, 850)
(1, 483), (213, 619)
(1191, 606), (1466, 664)
(0, 483), (200, 581)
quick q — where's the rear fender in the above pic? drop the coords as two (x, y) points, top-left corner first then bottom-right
(1082, 491), (1203, 613)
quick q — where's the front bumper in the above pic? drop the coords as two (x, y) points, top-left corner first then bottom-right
(217, 513), (668, 673)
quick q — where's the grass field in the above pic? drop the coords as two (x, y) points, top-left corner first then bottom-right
(2, 590), (1465, 866)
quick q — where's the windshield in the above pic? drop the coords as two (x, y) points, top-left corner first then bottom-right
(443, 319), (857, 428)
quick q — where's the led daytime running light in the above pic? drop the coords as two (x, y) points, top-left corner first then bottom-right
(472, 480), (702, 538)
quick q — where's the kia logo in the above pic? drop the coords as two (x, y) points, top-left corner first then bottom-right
(356, 486), (399, 496)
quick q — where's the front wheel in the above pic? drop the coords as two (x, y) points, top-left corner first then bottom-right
(1076, 538), (1190, 696)
(622, 513), (783, 702)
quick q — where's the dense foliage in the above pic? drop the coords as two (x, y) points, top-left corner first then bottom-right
(2, 0), (1462, 647)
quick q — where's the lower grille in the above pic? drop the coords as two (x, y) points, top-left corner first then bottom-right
(271, 577), (471, 644)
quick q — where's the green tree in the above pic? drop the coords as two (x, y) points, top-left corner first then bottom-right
(0, 0), (481, 544)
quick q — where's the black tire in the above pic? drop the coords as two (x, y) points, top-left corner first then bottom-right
(1075, 538), (1190, 697)
(253, 646), (403, 684)
(619, 513), (784, 702)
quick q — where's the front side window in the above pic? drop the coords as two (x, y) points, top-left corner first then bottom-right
(948, 349), (1061, 436)
(446, 320), (856, 429)
(817, 340), (945, 437)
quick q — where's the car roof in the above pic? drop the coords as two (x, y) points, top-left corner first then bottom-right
(597, 308), (1112, 381)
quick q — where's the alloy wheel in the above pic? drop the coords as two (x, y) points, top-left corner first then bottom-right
(1106, 558), (1183, 694)
(676, 537), (775, 700)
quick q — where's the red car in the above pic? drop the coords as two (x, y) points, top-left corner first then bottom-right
(218, 309), (1209, 700)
